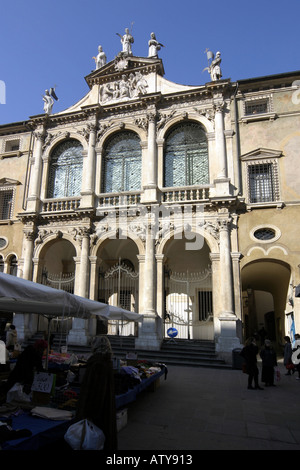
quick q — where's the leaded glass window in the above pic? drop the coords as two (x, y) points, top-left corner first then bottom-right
(47, 140), (83, 198)
(102, 131), (142, 193)
(164, 122), (209, 188)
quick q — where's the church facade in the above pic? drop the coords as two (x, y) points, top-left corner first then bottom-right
(1, 34), (300, 362)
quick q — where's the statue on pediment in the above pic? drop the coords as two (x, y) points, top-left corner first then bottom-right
(116, 28), (134, 56)
(42, 87), (58, 114)
(148, 32), (164, 58)
(94, 45), (107, 70)
(204, 49), (222, 81)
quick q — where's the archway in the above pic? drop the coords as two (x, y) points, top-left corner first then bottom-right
(241, 259), (291, 346)
(163, 234), (213, 340)
(96, 238), (140, 336)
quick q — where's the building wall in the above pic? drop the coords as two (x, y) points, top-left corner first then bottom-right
(1, 56), (300, 355)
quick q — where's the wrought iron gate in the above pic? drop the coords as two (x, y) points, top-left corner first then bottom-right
(99, 260), (139, 336)
(164, 268), (212, 339)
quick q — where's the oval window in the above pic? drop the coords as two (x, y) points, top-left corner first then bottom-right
(253, 228), (276, 241)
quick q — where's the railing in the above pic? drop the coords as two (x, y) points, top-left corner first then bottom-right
(161, 186), (211, 203)
(41, 187), (211, 214)
(98, 192), (141, 208)
(42, 197), (81, 213)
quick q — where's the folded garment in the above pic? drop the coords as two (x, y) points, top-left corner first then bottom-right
(30, 406), (73, 420)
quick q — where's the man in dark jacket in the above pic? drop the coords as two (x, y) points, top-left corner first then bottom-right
(240, 337), (264, 390)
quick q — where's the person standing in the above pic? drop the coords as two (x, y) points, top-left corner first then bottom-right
(240, 337), (264, 390)
(260, 339), (277, 386)
(283, 336), (294, 375)
(6, 324), (17, 352)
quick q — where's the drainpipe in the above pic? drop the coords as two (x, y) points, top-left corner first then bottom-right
(233, 82), (242, 194)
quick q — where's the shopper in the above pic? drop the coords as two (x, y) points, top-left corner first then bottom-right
(76, 335), (118, 450)
(283, 336), (294, 375)
(240, 337), (263, 390)
(6, 324), (17, 352)
(4, 339), (47, 395)
(260, 339), (277, 386)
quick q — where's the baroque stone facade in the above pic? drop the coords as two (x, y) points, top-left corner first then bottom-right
(1, 44), (300, 362)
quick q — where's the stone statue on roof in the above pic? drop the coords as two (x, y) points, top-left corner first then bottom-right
(94, 45), (107, 70)
(204, 49), (222, 81)
(116, 27), (134, 56)
(148, 32), (164, 58)
(42, 87), (58, 114)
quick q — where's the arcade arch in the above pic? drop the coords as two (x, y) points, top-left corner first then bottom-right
(241, 259), (291, 346)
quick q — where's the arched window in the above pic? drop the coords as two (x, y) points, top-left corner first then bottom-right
(48, 139), (83, 198)
(9, 255), (17, 276)
(0, 256), (4, 273)
(102, 131), (142, 193)
(164, 122), (209, 187)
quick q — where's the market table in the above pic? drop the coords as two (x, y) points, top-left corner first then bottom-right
(0, 367), (166, 450)
(0, 411), (74, 450)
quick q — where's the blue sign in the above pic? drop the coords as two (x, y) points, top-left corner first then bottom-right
(167, 327), (178, 338)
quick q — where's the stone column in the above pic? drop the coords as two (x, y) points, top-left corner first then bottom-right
(22, 229), (35, 280)
(135, 223), (162, 350)
(210, 98), (233, 198)
(218, 217), (234, 316)
(216, 214), (241, 359)
(68, 228), (90, 346)
(27, 128), (45, 213)
(214, 101), (227, 179)
(81, 123), (97, 207)
(141, 107), (158, 203)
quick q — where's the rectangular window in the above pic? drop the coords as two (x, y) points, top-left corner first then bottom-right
(5, 139), (20, 152)
(248, 164), (274, 203)
(0, 189), (13, 219)
(198, 290), (213, 321)
(245, 100), (269, 115)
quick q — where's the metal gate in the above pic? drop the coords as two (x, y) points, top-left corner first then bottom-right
(99, 260), (139, 336)
(164, 268), (212, 339)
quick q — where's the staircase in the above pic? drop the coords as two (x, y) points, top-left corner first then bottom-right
(25, 333), (230, 369)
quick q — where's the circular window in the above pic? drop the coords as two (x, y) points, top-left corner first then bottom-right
(0, 237), (8, 249)
(253, 228), (276, 241)
(250, 225), (281, 243)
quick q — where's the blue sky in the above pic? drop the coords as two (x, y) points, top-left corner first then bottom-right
(0, 0), (299, 125)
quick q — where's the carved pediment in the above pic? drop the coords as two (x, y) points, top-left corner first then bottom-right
(0, 177), (21, 186)
(85, 55), (164, 88)
(240, 148), (283, 161)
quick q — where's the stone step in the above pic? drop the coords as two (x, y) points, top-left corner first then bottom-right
(24, 333), (229, 369)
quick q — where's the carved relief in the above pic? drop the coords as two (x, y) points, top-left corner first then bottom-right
(99, 72), (149, 105)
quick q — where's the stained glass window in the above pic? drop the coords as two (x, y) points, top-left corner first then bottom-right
(47, 140), (83, 198)
(164, 122), (209, 188)
(102, 131), (142, 193)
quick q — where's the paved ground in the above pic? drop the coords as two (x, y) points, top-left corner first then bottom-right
(117, 360), (300, 451)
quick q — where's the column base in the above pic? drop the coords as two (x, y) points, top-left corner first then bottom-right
(135, 313), (163, 351)
(67, 318), (90, 346)
(215, 314), (242, 363)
